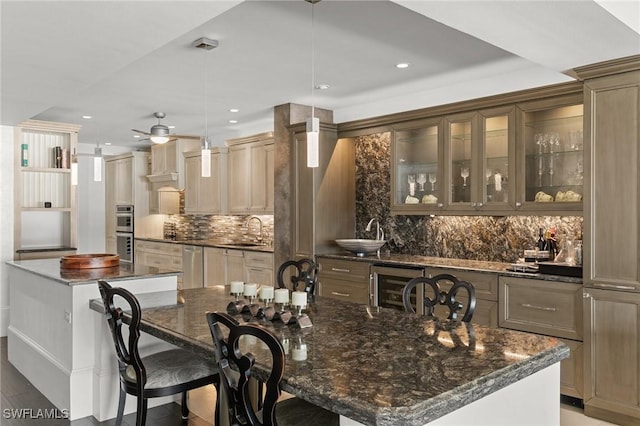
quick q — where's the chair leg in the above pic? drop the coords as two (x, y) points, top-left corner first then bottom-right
(181, 391), (189, 419)
(136, 397), (148, 426)
(115, 386), (126, 426)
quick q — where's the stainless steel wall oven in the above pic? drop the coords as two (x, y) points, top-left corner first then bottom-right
(115, 205), (134, 263)
(116, 205), (134, 233)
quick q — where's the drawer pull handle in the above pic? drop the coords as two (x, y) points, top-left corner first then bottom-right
(594, 283), (636, 290)
(521, 303), (556, 312)
(331, 291), (350, 297)
(331, 268), (350, 273)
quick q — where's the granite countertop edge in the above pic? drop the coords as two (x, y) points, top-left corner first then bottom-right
(135, 237), (274, 253)
(317, 252), (583, 284)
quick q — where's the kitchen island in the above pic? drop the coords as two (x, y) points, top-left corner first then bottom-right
(6, 258), (182, 420)
(123, 285), (569, 426)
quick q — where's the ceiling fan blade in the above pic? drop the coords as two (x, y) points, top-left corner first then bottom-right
(132, 128), (151, 136)
(170, 134), (201, 140)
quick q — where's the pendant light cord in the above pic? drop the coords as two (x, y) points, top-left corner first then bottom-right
(203, 47), (208, 149)
(311, 1), (315, 119)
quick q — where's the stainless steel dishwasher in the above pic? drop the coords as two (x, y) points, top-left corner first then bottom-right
(182, 245), (204, 289)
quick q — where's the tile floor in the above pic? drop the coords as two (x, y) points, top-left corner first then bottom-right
(1, 337), (620, 425)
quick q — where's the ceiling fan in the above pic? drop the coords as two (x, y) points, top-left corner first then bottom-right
(132, 112), (200, 144)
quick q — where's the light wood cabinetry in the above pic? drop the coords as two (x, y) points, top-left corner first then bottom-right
(13, 120), (80, 259)
(183, 148), (227, 214)
(291, 124), (355, 259)
(499, 275), (583, 398)
(426, 268), (499, 328)
(135, 240), (182, 269)
(386, 84), (583, 215)
(205, 247), (273, 286)
(148, 139), (200, 188)
(226, 132), (274, 214)
(316, 257), (371, 305)
(579, 63), (640, 424)
(105, 152), (150, 251)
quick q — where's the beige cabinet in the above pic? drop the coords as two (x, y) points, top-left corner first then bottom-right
(245, 251), (274, 286)
(135, 240), (182, 269)
(317, 257), (371, 305)
(499, 275), (583, 398)
(291, 125), (355, 259)
(184, 148), (227, 215)
(580, 65), (640, 423)
(204, 247), (226, 287)
(226, 249), (246, 283)
(148, 139), (200, 189)
(13, 120), (80, 259)
(226, 132), (274, 214)
(583, 288), (640, 424)
(426, 268), (499, 328)
(204, 247), (273, 287)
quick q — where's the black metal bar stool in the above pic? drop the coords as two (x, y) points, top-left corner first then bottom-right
(402, 274), (477, 322)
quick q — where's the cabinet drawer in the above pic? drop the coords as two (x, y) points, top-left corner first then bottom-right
(426, 268), (498, 301)
(245, 252), (273, 269)
(320, 277), (370, 305)
(136, 240), (182, 256)
(499, 276), (583, 340)
(317, 258), (370, 282)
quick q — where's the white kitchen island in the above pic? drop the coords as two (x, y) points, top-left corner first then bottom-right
(6, 258), (181, 421)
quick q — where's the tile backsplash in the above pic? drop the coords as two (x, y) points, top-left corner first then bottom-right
(354, 132), (582, 263)
(166, 213), (274, 245)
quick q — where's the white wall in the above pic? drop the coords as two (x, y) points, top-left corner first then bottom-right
(1, 125), (15, 336)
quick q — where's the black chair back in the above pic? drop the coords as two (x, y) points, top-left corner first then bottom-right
(98, 280), (146, 398)
(207, 311), (285, 426)
(276, 258), (318, 294)
(402, 274), (476, 322)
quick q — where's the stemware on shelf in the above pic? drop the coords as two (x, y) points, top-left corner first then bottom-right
(428, 173), (437, 191)
(460, 167), (469, 186)
(408, 174), (416, 196)
(416, 173), (427, 191)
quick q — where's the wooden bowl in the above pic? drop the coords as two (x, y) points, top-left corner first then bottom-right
(60, 253), (120, 269)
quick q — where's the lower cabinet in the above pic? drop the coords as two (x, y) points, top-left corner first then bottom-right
(316, 257), (371, 305)
(499, 276), (583, 399)
(426, 268), (499, 328)
(204, 247), (273, 287)
(135, 240), (183, 287)
(583, 287), (640, 425)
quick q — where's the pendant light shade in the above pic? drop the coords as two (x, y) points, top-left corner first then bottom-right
(201, 138), (211, 178)
(306, 117), (319, 168)
(71, 149), (78, 186)
(93, 146), (102, 182)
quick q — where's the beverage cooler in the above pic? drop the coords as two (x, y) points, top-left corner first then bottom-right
(371, 265), (425, 313)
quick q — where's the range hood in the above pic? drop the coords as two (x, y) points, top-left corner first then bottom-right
(147, 173), (179, 184)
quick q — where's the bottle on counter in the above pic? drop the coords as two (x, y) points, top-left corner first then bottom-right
(536, 228), (546, 251)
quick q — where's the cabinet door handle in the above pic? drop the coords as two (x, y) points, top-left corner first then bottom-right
(331, 291), (350, 297)
(437, 203), (444, 208)
(331, 267), (350, 273)
(515, 202), (522, 208)
(521, 303), (556, 312)
(593, 283), (637, 290)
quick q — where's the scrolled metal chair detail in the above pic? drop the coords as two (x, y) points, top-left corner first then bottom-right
(402, 274), (477, 322)
(276, 258), (318, 294)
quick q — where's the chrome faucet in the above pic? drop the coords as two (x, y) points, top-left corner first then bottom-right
(245, 215), (263, 244)
(365, 218), (384, 241)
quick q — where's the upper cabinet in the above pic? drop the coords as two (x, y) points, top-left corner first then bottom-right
(148, 139), (200, 189)
(389, 87), (583, 216)
(516, 94), (584, 213)
(14, 120), (80, 259)
(184, 148), (227, 215)
(226, 132), (274, 214)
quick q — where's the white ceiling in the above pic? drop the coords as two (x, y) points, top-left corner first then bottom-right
(2, 1), (639, 150)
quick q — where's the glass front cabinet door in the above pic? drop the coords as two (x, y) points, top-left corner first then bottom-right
(391, 118), (443, 214)
(517, 94), (584, 213)
(445, 107), (515, 213)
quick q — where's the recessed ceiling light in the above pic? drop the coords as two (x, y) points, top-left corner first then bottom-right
(229, 120), (238, 124)
(168, 125), (175, 129)
(395, 63), (410, 69)
(229, 108), (239, 113)
(315, 84), (330, 90)
(133, 135), (140, 138)
(82, 115), (92, 119)
(105, 142), (112, 146)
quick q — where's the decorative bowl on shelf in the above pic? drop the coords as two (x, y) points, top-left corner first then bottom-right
(335, 239), (386, 257)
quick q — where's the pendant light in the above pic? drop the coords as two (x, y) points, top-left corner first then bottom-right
(94, 126), (102, 182)
(306, 0), (321, 168)
(192, 37), (219, 178)
(71, 149), (78, 186)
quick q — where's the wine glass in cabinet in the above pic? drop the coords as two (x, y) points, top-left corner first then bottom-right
(391, 118), (443, 214)
(517, 95), (584, 213)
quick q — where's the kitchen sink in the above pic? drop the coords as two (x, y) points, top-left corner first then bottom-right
(335, 239), (386, 256)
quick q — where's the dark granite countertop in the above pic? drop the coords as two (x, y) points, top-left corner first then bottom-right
(135, 237), (274, 253)
(130, 286), (568, 426)
(317, 252), (583, 284)
(6, 258), (182, 286)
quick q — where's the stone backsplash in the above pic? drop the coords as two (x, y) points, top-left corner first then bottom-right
(354, 132), (583, 263)
(166, 212), (274, 245)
